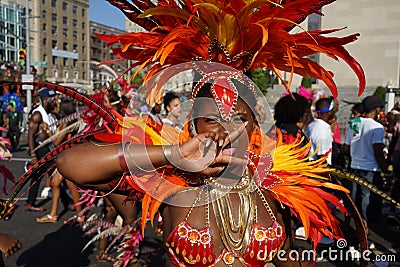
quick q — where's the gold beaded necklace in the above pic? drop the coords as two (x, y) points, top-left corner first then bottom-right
(206, 169), (256, 256)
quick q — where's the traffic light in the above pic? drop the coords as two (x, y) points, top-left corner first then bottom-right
(18, 49), (26, 66)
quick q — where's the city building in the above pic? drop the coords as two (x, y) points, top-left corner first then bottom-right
(0, 0), (26, 62)
(0, 0), (28, 84)
(90, 21), (128, 89)
(30, 0), (90, 89)
(320, 1), (400, 93)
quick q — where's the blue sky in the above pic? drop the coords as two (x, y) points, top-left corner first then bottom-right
(89, 0), (125, 30)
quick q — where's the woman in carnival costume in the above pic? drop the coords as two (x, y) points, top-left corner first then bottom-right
(5, 0), (369, 266)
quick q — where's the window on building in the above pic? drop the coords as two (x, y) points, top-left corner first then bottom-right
(42, 10), (46, 19)
(82, 46), (85, 54)
(62, 16), (67, 24)
(52, 0), (56, 8)
(51, 13), (57, 21)
(81, 9), (85, 17)
(51, 25), (57, 34)
(82, 72), (85, 80)
(42, 38), (46, 47)
(42, 0), (46, 4)
(42, 23), (46, 31)
(43, 54), (47, 62)
(64, 70), (69, 79)
(73, 31), (77, 39)
(6, 9), (14, 22)
(82, 33), (85, 41)
(74, 71), (78, 79)
(52, 40), (57, 48)
(82, 22), (85, 30)
(62, 28), (67, 37)
(52, 56), (57, 65)
(72, 5), (77, 14)
(53, 69), (58, 78)
(63, 42), (68, 50)
(63, 58), (68, 66)
(73, 19), (77, 27)
(62, 2), (67, 11)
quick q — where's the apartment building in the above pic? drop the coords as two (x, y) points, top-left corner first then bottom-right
(90, 21), (128, 89)
(29, 0), (90, 88)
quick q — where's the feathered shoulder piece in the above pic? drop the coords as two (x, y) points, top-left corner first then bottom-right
(102, 0), (365, 105)
(264, 129), (347, 249)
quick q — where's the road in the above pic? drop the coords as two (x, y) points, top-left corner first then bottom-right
(0, 132), (400, 267)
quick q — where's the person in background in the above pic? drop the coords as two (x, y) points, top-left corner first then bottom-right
(306, 97), (336, 165)
(343, 95), (389, 226)
(5, 100), (22, 152)
(274, 93), (309, 147)
(386, 110), (400, 218)
(36, 99), (84, 224)
(25, 87), (57, 212)
(162, 92), (183, 129)
(0, 100), (4, 137)
(340, 102), (365, 228)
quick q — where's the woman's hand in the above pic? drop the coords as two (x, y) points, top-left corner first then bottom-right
(165, 122), (248, 175)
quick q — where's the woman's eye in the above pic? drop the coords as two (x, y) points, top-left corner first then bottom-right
(205, 117), (219, 123)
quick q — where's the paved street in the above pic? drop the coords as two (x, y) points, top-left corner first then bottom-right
(0, 132), (400, 266)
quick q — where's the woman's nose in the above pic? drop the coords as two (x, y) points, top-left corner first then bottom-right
(217, 121), (236, 134)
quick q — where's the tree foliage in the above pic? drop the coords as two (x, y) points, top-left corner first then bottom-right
(373, 86), (386, 102)
(251, 68), (268, 95)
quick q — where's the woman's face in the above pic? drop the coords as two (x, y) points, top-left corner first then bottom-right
(167, 98), (182, 118)
(195, 97), (255, 148)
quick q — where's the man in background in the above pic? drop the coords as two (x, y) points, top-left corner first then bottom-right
(25, 88), (57, 212)
(343, 95), (389, 225)
(306, 97), (336, 165)
(5, 100), (22, 152)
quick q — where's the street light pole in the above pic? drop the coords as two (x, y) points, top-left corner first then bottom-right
(25, 0), (32, 113)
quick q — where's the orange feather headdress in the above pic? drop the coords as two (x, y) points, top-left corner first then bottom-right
(101, 0), (365, 107)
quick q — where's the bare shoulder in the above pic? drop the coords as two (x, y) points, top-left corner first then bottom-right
(30, 111), (43, 124)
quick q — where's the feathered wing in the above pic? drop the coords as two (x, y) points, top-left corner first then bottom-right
(331, 168), (400, 207)
(0, 130), (105, 219)
(330, 173), (368, 267)
(265, 130), (347, 250)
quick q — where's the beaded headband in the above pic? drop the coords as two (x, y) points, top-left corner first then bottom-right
(192, 62), (256, 121)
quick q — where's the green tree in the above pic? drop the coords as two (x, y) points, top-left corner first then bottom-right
(251, 68), (268, 95)
(373, 86), (386, 102)
(301, 77), (313, 89)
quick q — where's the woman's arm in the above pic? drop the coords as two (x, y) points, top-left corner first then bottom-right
(56, 142), (168, 186)
(57, 125), (248, 187)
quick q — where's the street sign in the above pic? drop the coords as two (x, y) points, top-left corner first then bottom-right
(22, 74), (34, 90)
(31, 61), (47, 67)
